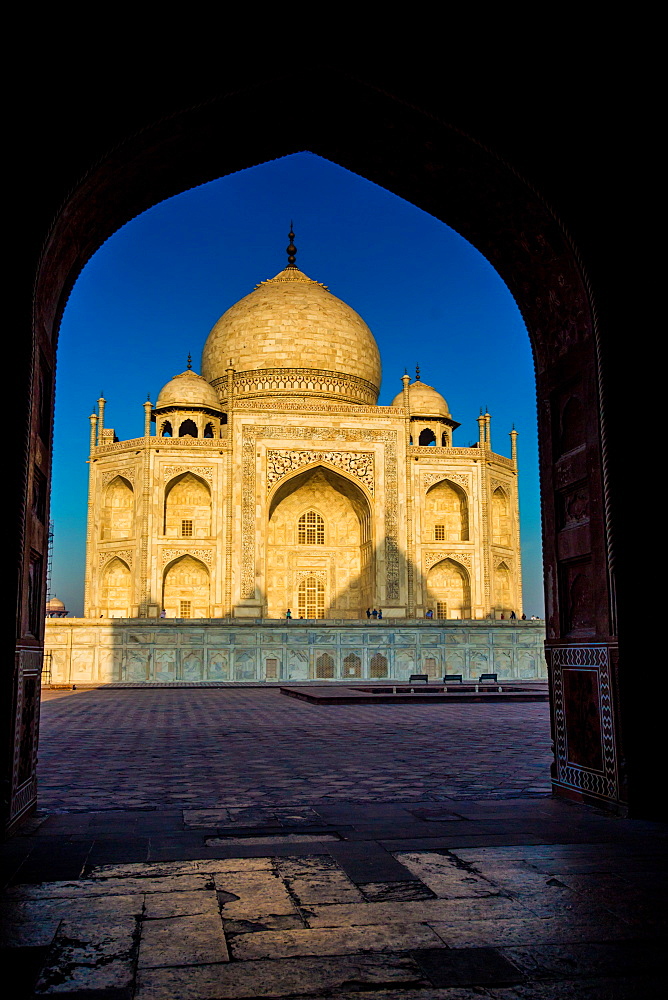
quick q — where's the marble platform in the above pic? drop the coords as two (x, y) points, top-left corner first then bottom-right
(43, 619), (546, 685)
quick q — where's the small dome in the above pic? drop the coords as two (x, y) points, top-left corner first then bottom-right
(155, 369), (222, 412)
(201, 266), (381, 404)
(392, 379), (450, 418)
(46, 597), (65, 610)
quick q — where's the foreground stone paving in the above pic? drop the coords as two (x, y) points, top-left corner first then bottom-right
(1, 688), (664, 996)
(2, 840), (665, 997)
(37, 688), (552, 811)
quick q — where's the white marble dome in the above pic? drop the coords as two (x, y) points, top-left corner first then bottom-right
(201, 266), (382, 404)
(392, 379), (450, 418)
(155, 368), (222, 412)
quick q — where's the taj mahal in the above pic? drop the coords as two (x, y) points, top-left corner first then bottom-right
(44, 235), (547, 685)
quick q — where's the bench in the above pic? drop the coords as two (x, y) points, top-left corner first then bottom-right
(479, 673), (498, 683)
(409, 674), (429, 683)
(443, 674), (463, 683)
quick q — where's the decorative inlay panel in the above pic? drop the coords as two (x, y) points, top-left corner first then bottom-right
(211, 368), (379, 406)
(101, 470), (135, 487)
(267, 450), (374, 494)
(550, 644), (617, 801)
(161, 548), (213, 566)
(163, 466), (214, 483)
(410, 446), (514, 468)
(422, 472), (469, 492)
(242, 425), (399, 601)
(99, 549), (134, 567)
(424, 551), (472, 571)
(491, 477), (511, 493)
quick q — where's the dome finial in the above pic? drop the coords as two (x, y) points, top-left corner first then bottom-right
(186, 353), (192, 370)
(286, 223), (297, 267)
(415, 364), (421, 381)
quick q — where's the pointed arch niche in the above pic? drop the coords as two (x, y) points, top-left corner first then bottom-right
(101, 476), (134, 540)
(494, 560), (513, 612)
(162, 554), (210, 618)
(426, 479), (469, 541)
(266, 465), (373, 619)
(164, 472), (211, 538)
(100, 557), (132, 617)
(426, 557), (471, 619)
(491, 487), (511, 546)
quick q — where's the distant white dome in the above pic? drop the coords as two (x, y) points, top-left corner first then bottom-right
(392, 379), (450, 418)
(155, 368), (222, 412)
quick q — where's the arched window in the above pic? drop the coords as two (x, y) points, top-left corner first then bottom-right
(161, 421), (173, 437)
(178, 418), (198, 437)
(163, 554), (210, 619)
(298, 576), (325, 619)
(100, 557), (132, 617)
(343, 653), (362, 677)
(419, 427), (436, 446)
(164, 473), (211, 537)
(494, 561), (512, 609)
(316, 653), (335, 678)
(491, 488), (511, 546)
(298, 510), (325, 544)
(102, 476), (134, 540)
(370, 653), (388, 677)
(203, 422), (215, 438)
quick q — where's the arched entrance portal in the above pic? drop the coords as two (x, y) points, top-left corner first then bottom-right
(426, 558), (471, 620)
(10, 71), (645, 832)
(266, 465), (374, 619)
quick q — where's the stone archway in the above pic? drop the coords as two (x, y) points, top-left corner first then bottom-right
(9, 69), (643, 832)
(266, 465), (374, 619)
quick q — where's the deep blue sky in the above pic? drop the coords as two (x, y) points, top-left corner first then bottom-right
(51, 152), (544, 617)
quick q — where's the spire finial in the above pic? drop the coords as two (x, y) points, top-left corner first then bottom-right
(186, 353), (192, 370)
(415, 365), (421, 381)
(286, 223), (297, 267)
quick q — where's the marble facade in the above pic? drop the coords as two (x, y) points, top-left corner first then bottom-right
(44, 620), (547, 684)
(81, 251), (524, 628)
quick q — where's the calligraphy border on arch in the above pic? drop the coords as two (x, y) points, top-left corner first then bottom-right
(242, 425), (399, 601)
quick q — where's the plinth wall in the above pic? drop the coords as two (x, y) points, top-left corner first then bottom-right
(43, 619), (546, 684)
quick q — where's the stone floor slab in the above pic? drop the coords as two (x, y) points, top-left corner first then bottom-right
(396, 851), (502, 898)
(135, 953), (429, 999)
(301, 896), (529, 927)
(138, 913), (228, 968)
(228, 921), (447, 960)
(500, 940), (663, 980)
(488, 978), (665, 998)
(213, 870), (300, 923)
(412, 946), (525, 987)
(87, 857), (274, 879)
(429, 914), (643, 947)
(143, 889), (220, 919)
(35, 915), (139, 994)
(358, 880), (436, 902)
(8, 873), (211, 899)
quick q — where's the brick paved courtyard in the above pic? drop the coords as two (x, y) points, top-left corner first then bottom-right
(2, 688), (664, 997)
(37, 688), (553, 812)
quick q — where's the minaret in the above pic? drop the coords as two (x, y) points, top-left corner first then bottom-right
(143, 395), (152, 437)
(89, 411), (98, 454)
(484, 407), (492, 452)
(477, 409), (486, 449)
(97, 393), (106, 444)
(510, 425), (518, 467)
